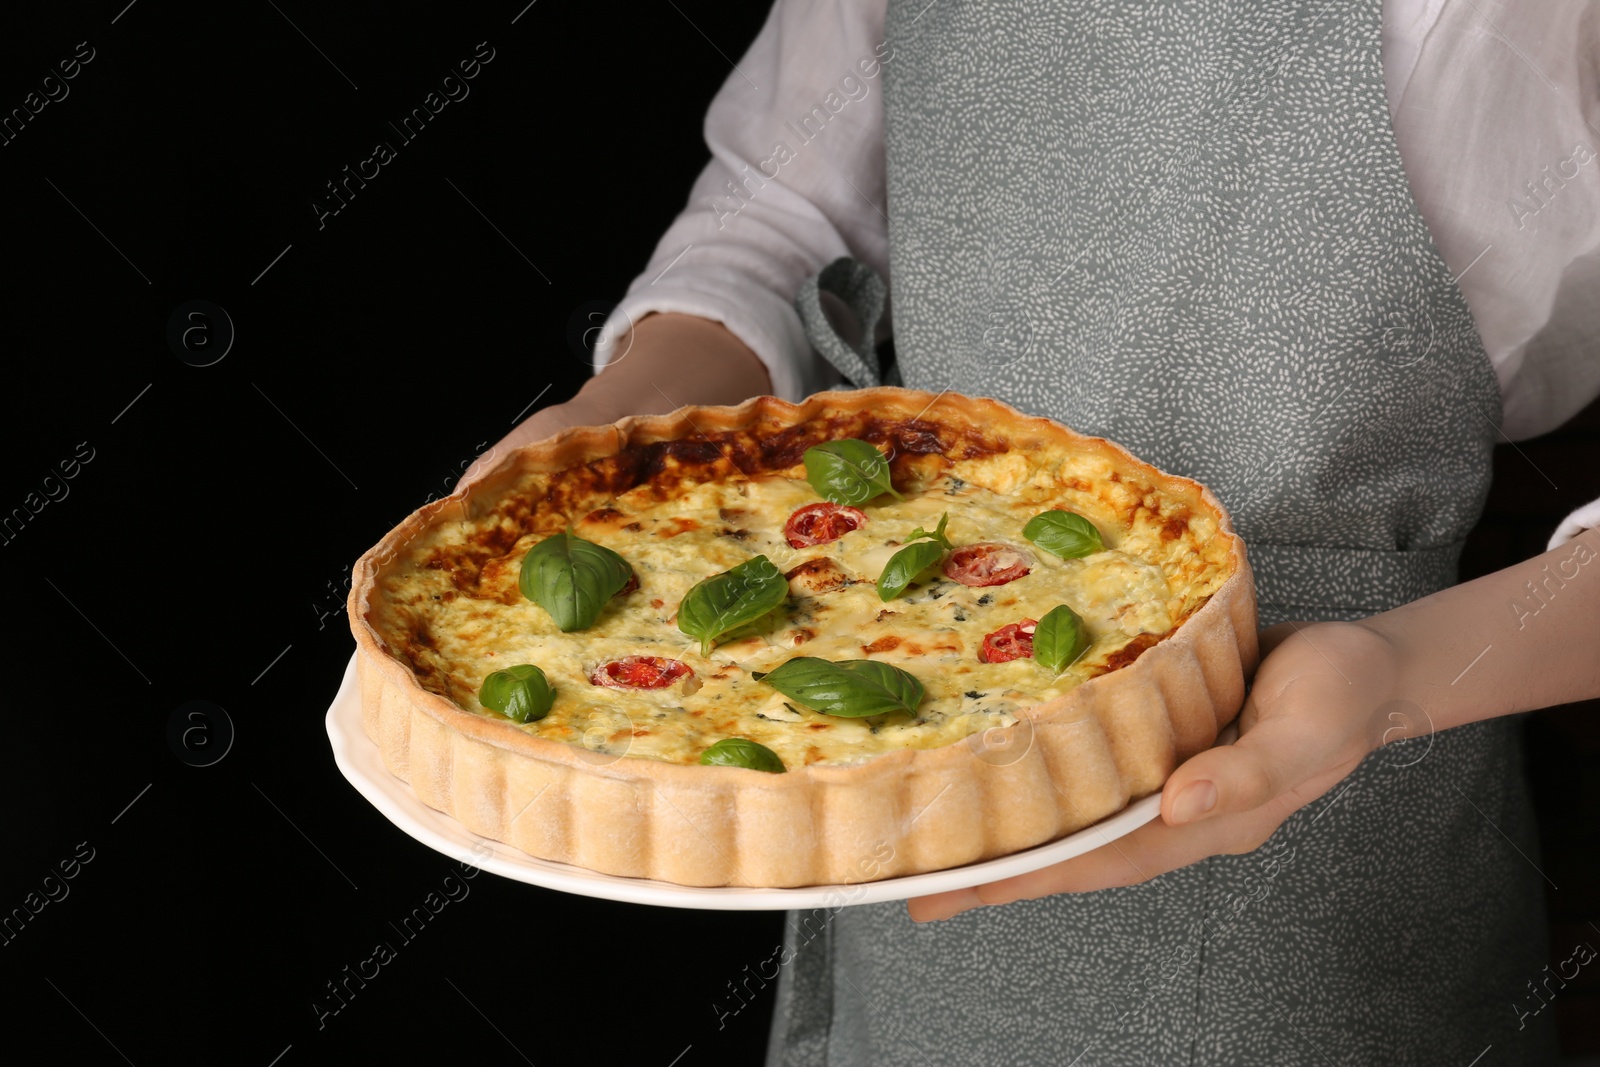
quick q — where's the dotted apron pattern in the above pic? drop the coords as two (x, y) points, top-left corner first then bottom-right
(773, 0), (1557, 1063)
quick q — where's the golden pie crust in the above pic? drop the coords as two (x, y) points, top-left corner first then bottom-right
(347, 388), (1257, 887)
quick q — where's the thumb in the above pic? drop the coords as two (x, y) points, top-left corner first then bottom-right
(1160, 710), (1333, 826)
(456, 399), (600, 492)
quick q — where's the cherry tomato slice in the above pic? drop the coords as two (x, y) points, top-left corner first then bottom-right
(944, 543), (1032, 587)
(979, 620), (1037, 663)
(590, 655), (693, 689)
(784, 502), (868, 549)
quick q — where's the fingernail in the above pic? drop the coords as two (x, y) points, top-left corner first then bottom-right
(911, 890), (977, 923)
(1170, 780), (1218, 824)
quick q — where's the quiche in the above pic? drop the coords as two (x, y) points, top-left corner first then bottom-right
(348, 388), (1257, 887)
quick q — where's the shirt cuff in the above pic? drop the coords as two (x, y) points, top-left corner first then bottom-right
(590, 278), (840, 404)
(1547, 496), (1600, 550)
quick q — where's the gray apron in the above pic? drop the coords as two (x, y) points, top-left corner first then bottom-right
(772, 0), (1558, 1063)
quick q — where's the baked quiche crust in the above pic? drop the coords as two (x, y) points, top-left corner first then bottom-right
(347, 388), (1258, 887)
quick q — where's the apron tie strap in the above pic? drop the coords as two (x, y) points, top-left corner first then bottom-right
(1245, 540), (1467, 621)
(795, 256), (898, 387)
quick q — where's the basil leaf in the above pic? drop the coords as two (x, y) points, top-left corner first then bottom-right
(802, 439), (904, 505)
(876, 539), (946, 602)
(876, 512), (955, 601)
(677, 555), (789, 656)
(698, 737), (786, 773)
(903, 511), (953, 549)
(1023, 509), (1105, 560)
(479, 664), (555, 724)
(519, 529), (633, 632)
(758, 657), (924, 718)
(1032, 604), (1090, 674)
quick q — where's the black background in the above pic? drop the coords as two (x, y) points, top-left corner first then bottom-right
(1, 2), (783, 1065)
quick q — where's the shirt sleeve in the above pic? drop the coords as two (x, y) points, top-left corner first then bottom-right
(1548, 498), (1600, 551)
(590, 0), (892, 402)
(1385, 1), (1600, 554)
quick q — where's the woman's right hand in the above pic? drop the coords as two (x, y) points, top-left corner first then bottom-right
(457, 392), (623, 491)
(456, 312), (772, 492)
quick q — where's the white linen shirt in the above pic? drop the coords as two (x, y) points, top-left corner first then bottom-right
(593, 0), (1600, 550)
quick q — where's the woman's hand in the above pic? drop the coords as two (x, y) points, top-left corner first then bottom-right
(907, 619), (1406, 921)
(456, 312), (771, 491)
(906, 525), (1600, 921)
(456, 391), (626, 491)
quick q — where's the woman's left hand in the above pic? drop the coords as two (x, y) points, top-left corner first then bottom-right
(907, 619), (1407, 922)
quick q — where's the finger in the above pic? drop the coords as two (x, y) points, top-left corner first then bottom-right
(908, 798), (1288, 921)
(456, 409), (585, 491)
(1161, 711), (1335, 825)
(1257, 620), (1304, 658)
(456, 441), (509, 491)
(456, 433), (525, 492)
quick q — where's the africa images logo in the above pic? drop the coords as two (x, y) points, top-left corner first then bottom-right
(312, 42), (496, 230)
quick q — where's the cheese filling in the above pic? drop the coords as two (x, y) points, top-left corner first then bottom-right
(381, 469), (1197, 768)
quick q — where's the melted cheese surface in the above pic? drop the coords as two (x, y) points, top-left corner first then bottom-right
(378, 464), (1216, 769)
